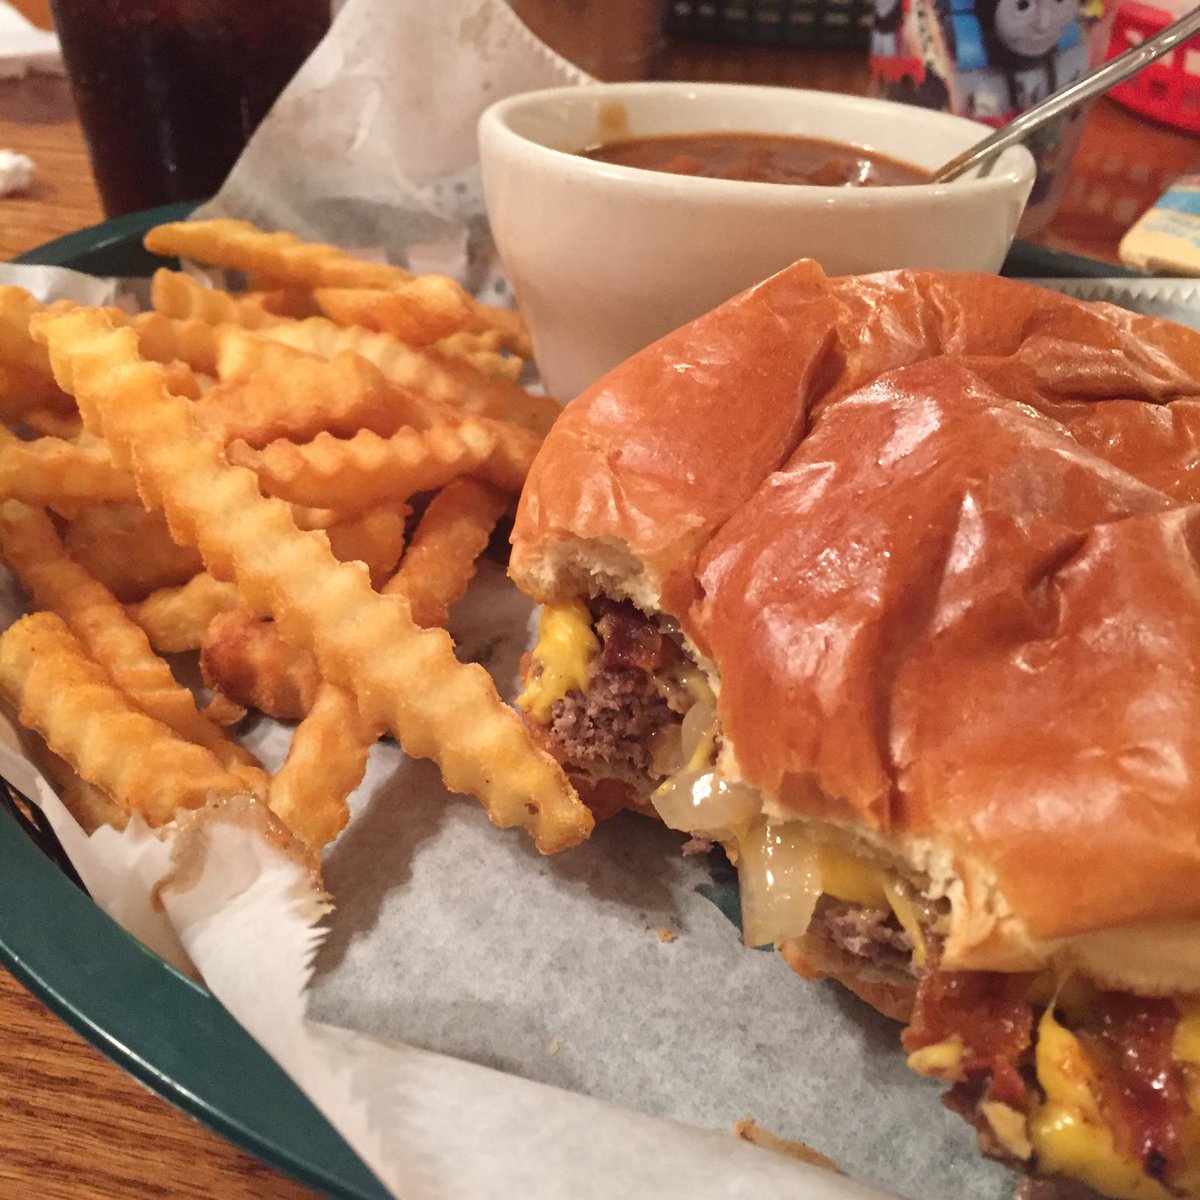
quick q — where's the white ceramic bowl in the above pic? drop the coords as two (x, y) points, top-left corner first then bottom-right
(478, 82), (1036, 398)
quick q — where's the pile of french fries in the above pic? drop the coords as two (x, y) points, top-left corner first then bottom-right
(0, 219), (593, 858)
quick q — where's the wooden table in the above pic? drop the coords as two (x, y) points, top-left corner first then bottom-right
(0, 4), (1198, 1199)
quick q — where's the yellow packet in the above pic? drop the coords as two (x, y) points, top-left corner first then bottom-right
(1120, 174), (1200, 276)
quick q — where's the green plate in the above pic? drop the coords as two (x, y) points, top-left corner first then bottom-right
(1, 203), (391, 1200)
(0, 206), (1127, 1200)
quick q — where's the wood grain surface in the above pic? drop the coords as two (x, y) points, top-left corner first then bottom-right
(0, 3), (1195, 1198)
(0, 979), (322, 1200)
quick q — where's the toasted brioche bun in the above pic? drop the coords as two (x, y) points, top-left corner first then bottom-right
(511, 260), (1200, 997)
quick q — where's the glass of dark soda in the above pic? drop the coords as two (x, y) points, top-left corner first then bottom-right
(50, 0), (331, 217)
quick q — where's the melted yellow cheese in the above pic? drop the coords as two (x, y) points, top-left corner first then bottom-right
(907, 1036), (963, 1077)
(904, 997), (1200, 1197)
(516, 600), (598, 723)
(1175, 1006), (1200, 1149)
(1176, 1004), (1200, 1066)
(883, 878), (929, 967)
(817, 846), (888, 907)
(981, 1101), (1033, 1161)
(653, 661), (716, 711)
(685, 720), (719, 773)
(1030, 1009), (1173, 1200)
(813, 846), (928, 963)
(678, 663), (715, 706)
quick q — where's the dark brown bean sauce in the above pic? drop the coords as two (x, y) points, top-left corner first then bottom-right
(581, 131), (928, 187)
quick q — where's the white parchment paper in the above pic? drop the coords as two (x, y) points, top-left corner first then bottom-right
(194, 0), (586, 300)
(4, 1), (1192, 1195)
(1031, 276), (1200, 330)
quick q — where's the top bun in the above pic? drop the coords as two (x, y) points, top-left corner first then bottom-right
(510, 261), (1200, 992)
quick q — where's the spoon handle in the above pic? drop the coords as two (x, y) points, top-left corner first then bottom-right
(930, 6), (1200, 185)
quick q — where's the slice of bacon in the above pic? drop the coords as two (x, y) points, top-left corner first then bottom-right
(903, 968), (1036, 1111)
(594, 599), (674, 674)
(904, 966), (1191, 1191)
(1072, 993), (1187, 1186)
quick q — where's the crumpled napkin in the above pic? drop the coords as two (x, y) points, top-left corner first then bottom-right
(0, 148), (33, 195)
(0, 1), (63, 193)
(0, 1), (61, 78)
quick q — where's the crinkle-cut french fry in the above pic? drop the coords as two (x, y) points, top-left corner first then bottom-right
(37, 747), (130, 833)
(0, 499), (265, 790)
(34, 308), (591, 853)
(0, 426), (139, 510)
(290, 502), (399, 534)
(127, 572), (242, 653)
(204, 692), (247, 727)
(0, 363), (72, 419)
(464, 304), (532, 360)
(268, 682), (381, 849)
(61, 773), (130, 833)
(228, 421), (498, 511)
(253, 317), (560, 436)
(238, 407), (539, 503)
(326, 503), (409, 588)
(434, 330), (524, 384)
(211, 324), (319, 383)
(288, 503), (344, 531)
(383, 480), (507, 627)
(143, 219), (531, 353)
(473, 417), (545, 493)
(63, 499), (147, 542)
(418, 342), (553, 432)
(312, 277), (472, 346)
(245, 288), (319, 320)
(21, 408), (84, 440)
(0, 364), (75, 420)
(150, 268), (281, 330)
(197, 349), (404, 448)
(159, 358), (204, 400)
(0, 286), (49, 368)
(128, 311), (220, 375)
(63, 503), (204, 602)
(0, 612), (254, 823)
(145, 219), (411, 289)
(0, 287), (78, 414)
(200, 609), (321, 721)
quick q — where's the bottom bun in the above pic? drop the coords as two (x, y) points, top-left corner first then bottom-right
(779, 934), (916, 1024)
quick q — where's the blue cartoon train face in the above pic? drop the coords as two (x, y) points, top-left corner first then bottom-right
(952, 0), (1086, 118)
(871, 0), (1089, 122)
(953, 0), (1081, 71)
(870, 0), (1097, 204)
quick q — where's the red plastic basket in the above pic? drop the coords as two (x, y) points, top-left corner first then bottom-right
(1108, 1), (1200, 133)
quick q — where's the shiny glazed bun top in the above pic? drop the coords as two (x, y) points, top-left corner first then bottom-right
(509, 260), (1200, 954)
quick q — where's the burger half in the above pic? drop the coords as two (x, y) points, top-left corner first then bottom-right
(509, 262), (1200, 1200)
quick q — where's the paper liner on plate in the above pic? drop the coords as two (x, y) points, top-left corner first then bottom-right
(1031, 276), (1200, 331)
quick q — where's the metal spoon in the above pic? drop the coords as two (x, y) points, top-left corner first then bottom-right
(930, 6), (1200, 184)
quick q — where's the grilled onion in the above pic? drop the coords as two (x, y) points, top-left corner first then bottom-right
(737, 816), (822, 948)
(652, 768), (762, 833)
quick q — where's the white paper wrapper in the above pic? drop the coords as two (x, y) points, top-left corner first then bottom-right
(194, 0), (586, 302)
(0, 149), (33, 196)
(1031, 276), (1200, 331)
(4, 2), (1197, 1196)
(0, 0), (61, 80)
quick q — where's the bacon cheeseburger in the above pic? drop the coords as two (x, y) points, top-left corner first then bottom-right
(509, 261), (1200, 1200)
